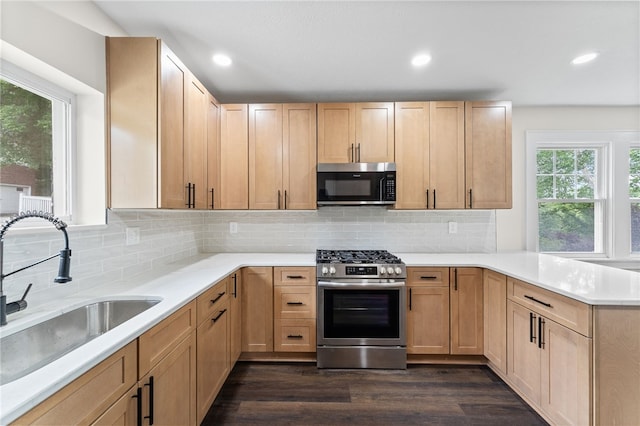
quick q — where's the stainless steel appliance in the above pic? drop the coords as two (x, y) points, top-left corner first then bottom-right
(317, 162), (396, 206)
(316, 249), (406, 369)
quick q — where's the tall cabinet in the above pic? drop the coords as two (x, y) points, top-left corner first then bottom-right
(107, 37), (217, 210)
(219, 104), (249, 209)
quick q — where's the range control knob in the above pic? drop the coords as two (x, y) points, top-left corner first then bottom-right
(395, 267), (402, 275)
(329, 266), (336, 275)
(386, 267), (395, 275)
(380, 267), (386, 275)
(321, 266), (329, 275)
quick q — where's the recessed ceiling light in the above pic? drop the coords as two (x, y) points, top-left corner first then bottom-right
(571, 52), (599, 65)
(212, 53), (232, 67)
(411, 53), (432, 67)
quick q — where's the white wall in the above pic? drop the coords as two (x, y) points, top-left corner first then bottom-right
(498, 106), (640, 251)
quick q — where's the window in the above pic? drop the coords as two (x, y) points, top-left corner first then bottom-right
(0, 61), (73, 222)
(536, 148), (603, 253)
(527, 131), (640, 260)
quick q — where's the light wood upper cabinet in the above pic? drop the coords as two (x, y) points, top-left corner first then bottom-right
(207, 94), (220, 209)
(107, 37), (216, 210)
(483, 269), (507, 374)
(465, 100), (512, 209)
(249, 103), (317, 210)
(317, 102), (394, 163)
(450, 267), (483, 355)
(220, 104), (249, 209)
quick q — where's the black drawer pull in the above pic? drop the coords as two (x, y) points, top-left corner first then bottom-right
(420, 276), (438, 280)
(286, 275), (305, 279)
(287, 334), (303, 339)
(529, 312), (536, 343)
(524, 294), (552, 308)
(538, 317), (545, 349)
(287, 301), (304, 305)
(144, 376), (154, 425)
(210, 292), (226, 304)
(212, 309), (227, 322)
(132, 386), (143, 426)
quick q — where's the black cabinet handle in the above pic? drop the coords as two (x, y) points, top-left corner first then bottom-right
(210, 188), (215, 209)
(356, 143), (361, 162)
(409, 288), (412, 311)
(210, 292), (226, 304)
(144, 376), (154, 425)
(529, 312), (536, 343)
(524, 294), (552, 308)
(287, 334), (303, 339)
(453, 268), (458, 291)
(286, 301), (304, 305)
(284, 190), (288, 209)
(426, 189), (429, 209)
(286, 275), (305, 279)
(212, 309), (227, 322)
(469, 188), (473, 209)
(232, 273), (237, 298)
(186, 183), (192, 208)
(433, 189), (437, 209)
(132, 386), (143, 426)
(350, 143), (355, 162)
(420, 276), (437, 280)
(277, 189), (281, 209)
(192, 183), (196, 208)
(538, 317), (545, 349)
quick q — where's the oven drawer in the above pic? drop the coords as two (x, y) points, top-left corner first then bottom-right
(274, 267), (316, 286)
(275, 285), (316, 319)
(274, 319), (316, 352)
(408, 267), (450, 286)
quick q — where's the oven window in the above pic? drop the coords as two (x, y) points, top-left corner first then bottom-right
(323, 289), (400, 339)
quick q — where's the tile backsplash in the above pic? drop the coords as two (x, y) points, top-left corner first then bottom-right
(1, 208), (495, 304)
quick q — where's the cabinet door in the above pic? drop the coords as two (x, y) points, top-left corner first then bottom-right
(249, 104), (283, 209)
(206, 93), (220, 209)
(141, 332), (197, 426)
(229, 271), (242, 363)
(483, 269), (507, 373)
(241, 267), (274, 352)
(220, 104), (249, 209)
(196, 299), (229, 423)
(450, 268), (483, 354)
(185, 74), (208, 209)
(159, 42), (187, 209)
(541, 319), (591, 426)
(394, 102), (430, 209)
(507, 300), (541, 405)
(407, 286), (450, 354)
(355, 102), (394, 162)
(283, 103), (317, 209)
(465, 101), (512, 209)
(430, 101), (465, 209)
(317, 103), (355, 163)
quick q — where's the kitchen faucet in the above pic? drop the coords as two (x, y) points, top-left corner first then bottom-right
(0, 211), (72, 326)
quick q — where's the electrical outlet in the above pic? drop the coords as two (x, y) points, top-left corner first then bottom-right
(126, 227), (140, 245)
(448, 222), (458, 234)
(230, 222), (238, 234)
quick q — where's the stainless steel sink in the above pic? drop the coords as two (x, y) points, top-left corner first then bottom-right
(0, 299), (160, 385)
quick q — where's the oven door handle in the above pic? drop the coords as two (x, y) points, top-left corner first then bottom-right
(317, 280), (406, 289)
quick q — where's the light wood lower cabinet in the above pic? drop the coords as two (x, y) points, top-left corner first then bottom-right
(241, 267), (274, 352)
(13, 341), (138, 425)
(229, 270), (242, 363)
(483, 269), (507, 374)
(273, 267), (316, 352)
(406, 267), (450, 354)
(450, 267), (483, 355)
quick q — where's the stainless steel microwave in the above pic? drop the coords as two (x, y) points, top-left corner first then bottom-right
(317, 163), (396, 206)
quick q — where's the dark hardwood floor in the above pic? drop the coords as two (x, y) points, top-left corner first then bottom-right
(202, 362), (548, 425)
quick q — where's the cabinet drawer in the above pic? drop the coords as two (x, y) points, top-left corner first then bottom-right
(274, 319), (316, 352)
(274, 267), (316, 286)
(139, 300), (197, 378)
(508, 278), (592, 337)
(197, 279), (229, 325)
(408, 267), (450, 286)
(14, 341), (137, 426)
(274, 285), (316, 319)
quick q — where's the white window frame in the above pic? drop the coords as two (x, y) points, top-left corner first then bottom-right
(1, 60), (75, 223)
(627, 143), (640, 254)
(526, 130), (640, 261)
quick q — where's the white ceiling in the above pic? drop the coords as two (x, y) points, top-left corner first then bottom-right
(94, 1), (640, 106)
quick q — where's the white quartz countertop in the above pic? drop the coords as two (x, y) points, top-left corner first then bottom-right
(1, 251), (638, 424)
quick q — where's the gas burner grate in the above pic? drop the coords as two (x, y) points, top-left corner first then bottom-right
(316, 249), (402, 264)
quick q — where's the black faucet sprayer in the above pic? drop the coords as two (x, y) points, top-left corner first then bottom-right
(0, 211), (72, 326)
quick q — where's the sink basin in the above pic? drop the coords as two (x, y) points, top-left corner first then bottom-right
(0, 299), (160, 385)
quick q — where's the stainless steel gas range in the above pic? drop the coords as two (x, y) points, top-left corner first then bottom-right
(316, 249), (407, 369)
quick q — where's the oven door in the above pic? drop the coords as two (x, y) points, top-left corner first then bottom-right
(317, 280), (406, 346)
